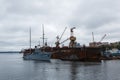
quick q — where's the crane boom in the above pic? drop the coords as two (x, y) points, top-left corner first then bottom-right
(60, 38), (69, 44)
(55, 27), (67, 47)
(59, 27), (67, 42)
(99, 34), (106, 42)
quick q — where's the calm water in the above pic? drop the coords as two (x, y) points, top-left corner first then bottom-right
(0, 53), (120, 80)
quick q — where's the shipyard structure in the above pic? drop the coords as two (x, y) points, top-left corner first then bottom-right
(22, 27), (102, 61)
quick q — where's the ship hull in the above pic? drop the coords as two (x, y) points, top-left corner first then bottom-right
(22, 47), (101, 61)
(51, 47), (101, 61)
(23, 52), (51, 61)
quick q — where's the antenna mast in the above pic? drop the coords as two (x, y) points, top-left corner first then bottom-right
(29, 27), (31, 53)
(42, 24), (45, 47)
(92, 32), (94, 42)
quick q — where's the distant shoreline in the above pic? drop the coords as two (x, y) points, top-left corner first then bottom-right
(0, 51), (20, 53)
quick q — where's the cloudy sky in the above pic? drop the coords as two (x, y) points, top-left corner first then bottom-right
(0, 0), (120, 51)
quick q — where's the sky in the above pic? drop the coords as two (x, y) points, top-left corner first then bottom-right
(0, 0), (120, 51)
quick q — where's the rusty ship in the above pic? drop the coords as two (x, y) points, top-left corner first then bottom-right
(21, 27), (102, 61)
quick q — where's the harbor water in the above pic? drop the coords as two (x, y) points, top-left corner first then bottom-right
(0, 53), (120, 80)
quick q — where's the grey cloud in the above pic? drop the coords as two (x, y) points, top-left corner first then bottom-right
(69, 0), (120, 30)
(7, 1), (48, 15)
(0, 0), (120, 51)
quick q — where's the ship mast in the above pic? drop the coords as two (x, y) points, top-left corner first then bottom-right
(29, 27), (31, 53)
(92, 32), (94, 43)
(42, 24), (45, 47)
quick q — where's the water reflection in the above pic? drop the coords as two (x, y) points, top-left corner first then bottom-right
(0, 53), (120, 80)
(70, 62), (78, 80)
(69, 62), (102, 80)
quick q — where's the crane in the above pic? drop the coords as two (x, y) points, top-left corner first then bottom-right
(55, 27), (77, 48)
(55, 27), (67, 47)
(90, 32), (107, 47)
(69, 27), (76, 47)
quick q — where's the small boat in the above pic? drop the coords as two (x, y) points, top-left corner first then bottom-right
(103, 48), (120, 57)
(23, 26), (51, 61)
(23, 46), (51, 61)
